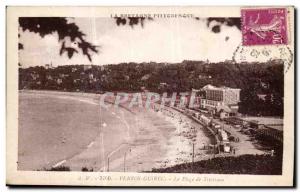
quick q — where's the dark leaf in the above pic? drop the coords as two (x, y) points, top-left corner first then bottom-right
(19, 17), (99, 61)
(212, 25), (221, 33)
(18, 43), (24, 50)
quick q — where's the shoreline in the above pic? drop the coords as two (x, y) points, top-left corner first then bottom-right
(19, 90), (266, 172)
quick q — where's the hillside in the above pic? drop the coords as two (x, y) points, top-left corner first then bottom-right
(151, 154), (282, 175)
(19, 60), (284, 116)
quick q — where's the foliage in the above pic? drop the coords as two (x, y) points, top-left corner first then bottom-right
(19, 60), (284, 116)
(44, 166), (71, 171)
(151, 154), (282, 174)
(19, 17), (99, 61)
(81, 167), (94, 172)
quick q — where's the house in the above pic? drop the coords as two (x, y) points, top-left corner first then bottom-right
(30, 73), (39, 80)
(257, 94), (267, 101)
(46, 74), (53, 80)
(83, 65), (92, 71)
(240, 117), (283, 142)
(45, 63), (53, 69)
(217, 104), (239, 119)
(57, 78), (63, 85)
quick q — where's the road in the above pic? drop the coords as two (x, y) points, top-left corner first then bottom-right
(212, 118), (265, 155)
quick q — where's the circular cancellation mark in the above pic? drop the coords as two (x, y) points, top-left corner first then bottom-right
(232, 44), (293, 74)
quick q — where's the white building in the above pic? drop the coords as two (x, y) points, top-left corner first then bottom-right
(200, 84), (241, 116)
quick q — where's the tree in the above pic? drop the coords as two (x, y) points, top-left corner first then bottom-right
(114, 17), (153, 28)
(19, 17), (99, 61)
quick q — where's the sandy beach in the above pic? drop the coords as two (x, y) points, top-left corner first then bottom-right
(18, 91), (216, 172)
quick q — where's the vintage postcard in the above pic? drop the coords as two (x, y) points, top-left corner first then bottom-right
(6, 6), (294, 186)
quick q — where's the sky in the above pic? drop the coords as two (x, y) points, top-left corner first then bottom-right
(19, 17), (242, 67)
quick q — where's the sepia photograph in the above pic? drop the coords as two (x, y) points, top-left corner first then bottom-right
(6, 6), (295, 186)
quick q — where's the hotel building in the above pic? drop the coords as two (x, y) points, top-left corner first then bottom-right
(200, 84), (241, 117)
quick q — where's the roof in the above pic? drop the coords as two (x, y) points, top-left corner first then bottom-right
(202, 84), (241, 91)
(216, 105), (239, 113)
(265, 125), (283, 131)
(241, 117), (283, 131)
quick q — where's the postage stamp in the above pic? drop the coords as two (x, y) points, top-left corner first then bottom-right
(241, 8), (288, 46)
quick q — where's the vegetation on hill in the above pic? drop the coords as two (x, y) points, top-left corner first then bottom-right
(19, 60), (283, 116)
(151, 154), (282, 175)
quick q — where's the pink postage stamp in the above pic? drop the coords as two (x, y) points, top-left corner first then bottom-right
(242, 8), (288, 46)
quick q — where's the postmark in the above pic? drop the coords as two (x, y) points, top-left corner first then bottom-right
(241, 8), (288, 46)
(232, 44), (293, 73)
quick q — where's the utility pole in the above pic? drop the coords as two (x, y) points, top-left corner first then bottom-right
(107, 157), (110, 172)
(192, 143), (195, 164)
(124, 152), (127, 172)
(213, 144), (216, 158)
(99, 95), (102, 172)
